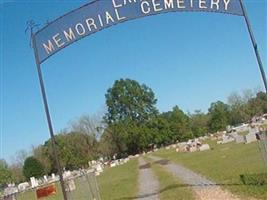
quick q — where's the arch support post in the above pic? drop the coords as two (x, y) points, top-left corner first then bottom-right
(239, 0), (267, 93)
(31, 30), (68, 200)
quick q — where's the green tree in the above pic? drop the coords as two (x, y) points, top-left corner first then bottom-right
(23, 157), (45, 180)
(208, 101), (230, 132)
(228, 92), (250, 125)
(32, 145), (52, 174)
(189, 110), (209, 137)
(161, 106), (192, 143)
(103, 79), (159, 155)
(98, 128), (121, 158)
(146, 115), (172, 146)
(43, 132), (98, 172)
(104, 79), (158, 124)
(248, 92), (267, 116)
(0, 159), (12, 187)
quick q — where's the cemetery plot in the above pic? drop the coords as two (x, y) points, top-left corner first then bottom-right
(9, 159), (138, 200)
(16, 173), (100, 200)
(153, 141), (267, 200)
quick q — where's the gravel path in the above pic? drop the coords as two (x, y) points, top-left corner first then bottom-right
(148, 155), (241, 200)
(136, 157), (159, 200)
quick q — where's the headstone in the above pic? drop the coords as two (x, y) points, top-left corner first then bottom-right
(95, 164), (103, 173)
(226, 125), (232, 133)
(30, 177), (38, 188)
(4, 184), (18, 198)
(245, 133), (257, 144)
(44, 175), (48, 183)
(63, 171), (72, 179)
(177, 142), (187, 152)
(66, 180), (76, 192)
(87, 168), (95, 174)
(110, 162), (116, 168)
(235, 135), (246, 143)
(18, 182), (30, 192)
(230, 132), (238, 139)
(51, 173), (56, 180)
(222, 135), (234, 144)
(199, 144), (210, 151)
(178, 142), (187, 147)
(249, 126), (259, 134)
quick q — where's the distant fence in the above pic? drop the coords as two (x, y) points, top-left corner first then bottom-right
(257, 130), (267, 168)
(1, 172), (101, 200)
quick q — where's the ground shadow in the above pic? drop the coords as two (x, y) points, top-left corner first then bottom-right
(115, 181), (267, 200)
(138, 160), (169, 170)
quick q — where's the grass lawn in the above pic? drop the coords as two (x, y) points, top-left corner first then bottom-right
(144, 156), (196, 200)
(16, 158), (138, 200)
(153, 140), (267, 199)
(97, 158), (138, 200)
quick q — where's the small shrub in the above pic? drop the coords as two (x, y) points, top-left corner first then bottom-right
(23, 156), (45, 180)
(240, 173), (267, 185)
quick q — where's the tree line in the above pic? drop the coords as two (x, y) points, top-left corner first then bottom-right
(1, 79), (267, 187)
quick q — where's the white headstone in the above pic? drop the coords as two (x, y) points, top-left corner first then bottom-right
(110, 162), (116, 168)
(249, 126), (259, 135)
(199, 144), (210, 151)
(18, 182), (30, 192)
(51, 173), (56, 180)
(44, 175), (48, 182)
(66, 180), (76, 191)
(63, 171), (72, 179)
(30, 177), (38, 188)
(245, 133), (257, 144)
(95, 164), (103, 173)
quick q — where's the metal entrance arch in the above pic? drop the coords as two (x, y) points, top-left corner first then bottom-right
(30, 1), (267, 199)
